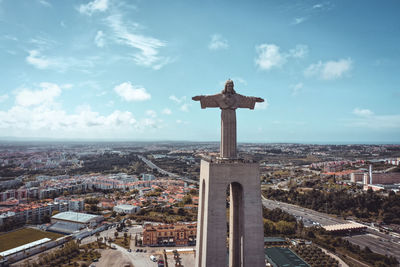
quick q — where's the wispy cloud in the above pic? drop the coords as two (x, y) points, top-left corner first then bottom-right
(26, 50), (94, 72)
(26, 50), (60, 70)
(107, 13), (170, 70)
(94, 30), (105, 47)
(291, 82), (303, 96)
(78, 0), (108, 16)
(255, 100), (269, 110)
(347, 108), (400, 129)
(162, 108), (172, 115)
(304, 58), (352, 80)
(38, 0), (51, 7)
(169, 95), (190, 112)
(208, 34), (229, 50)
(169, 95), (186, 104)
(255, 43), (308, 71)
(114, 82), (151, 102)
(292, 17), (307, 25)
(353, 108), (374, 117)
(289, 44), (308, 58)
(146, 110), (157, 118)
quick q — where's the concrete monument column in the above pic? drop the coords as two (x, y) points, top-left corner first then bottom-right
(193, 79), (265, 267)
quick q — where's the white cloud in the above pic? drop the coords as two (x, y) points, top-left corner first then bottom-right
(313, 4), (323, 9)
(78, 0), (108, 15)
(114, 82), (151, 102)
(38, 0), (51, 7)
(16, 83), (61, 107)
(26, 50), (57, 70)
(353, 108), (374, 117)
(146, 110), (157, 118)
(255, 100), (269, 110)
(232, 77), (247, 86)
(107, 13), (170, 70)
(255, 44), (287, 70)
(162, 108), (172, 115)
(169, 95), (190, 112)
(0, 83), (161, 138)
(208, 34), (229, 50)
(169, 95), (186, 104)
(26, 50), (94, 72)
(347, 110), (400, 130)
(304, 58), (352, 80)
(94, 30), (105, 47)
(289, 44), (308, 58)
(291, 82), (303, 96)
(255, 44), (308, 70)
(292, 17), (307, 25)
(180, 103), (189, 112)
(0, 94), (9, 103)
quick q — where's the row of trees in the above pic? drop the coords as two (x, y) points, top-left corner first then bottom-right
(263, 188), (400, 224)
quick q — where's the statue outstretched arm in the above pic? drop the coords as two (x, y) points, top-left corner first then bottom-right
(192, 94), (221, 109)
(236, 94), (264, 109)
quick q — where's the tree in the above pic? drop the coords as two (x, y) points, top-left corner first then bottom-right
(114, 231), (119, 238)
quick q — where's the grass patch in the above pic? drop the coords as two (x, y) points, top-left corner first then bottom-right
(0, 227), (63, 252)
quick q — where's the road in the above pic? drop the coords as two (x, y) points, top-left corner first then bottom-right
(138, 155), (199, 185)
(262, 197), (400, 262)
(138, 155), (178, 177)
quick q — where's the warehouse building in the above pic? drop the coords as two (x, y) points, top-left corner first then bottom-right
(48, 211), (103, 234)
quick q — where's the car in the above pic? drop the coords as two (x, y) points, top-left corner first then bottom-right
(136, 249), (140, 252)
(143, 249), (147, 253)
(127, 249), (132, 252)
(158, 259), (165, 267)
(150, 255), (157, 262)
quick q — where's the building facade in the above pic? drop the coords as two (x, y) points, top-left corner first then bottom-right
(142, 222), (196, 246)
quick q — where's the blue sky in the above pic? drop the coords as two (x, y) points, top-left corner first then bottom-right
(0, 0), (399, 143)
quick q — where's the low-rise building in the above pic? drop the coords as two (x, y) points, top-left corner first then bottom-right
(50, 211), (103, 234)
(143, 222), (196, 246)
(113, 204), (140, 214)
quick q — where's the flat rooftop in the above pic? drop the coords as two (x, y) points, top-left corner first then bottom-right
(265, 247), (310, 267)
(0, 238), (51, 257)
(52, 211), (101, 224)
(322, 222), (366, 232)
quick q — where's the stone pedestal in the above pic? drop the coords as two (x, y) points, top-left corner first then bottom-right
(195, 159), (264, 267)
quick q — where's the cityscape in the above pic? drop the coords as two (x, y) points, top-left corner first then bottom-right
(1, 0), (400, 267)
(0, 142), (399, 266)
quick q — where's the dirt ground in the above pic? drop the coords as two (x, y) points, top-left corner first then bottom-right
(96, 249), (133, 267)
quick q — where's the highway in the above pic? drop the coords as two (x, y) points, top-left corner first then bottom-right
(138, 155), (199, 185)
(138, 155), (178, 177)
(262, 197), (400, 262)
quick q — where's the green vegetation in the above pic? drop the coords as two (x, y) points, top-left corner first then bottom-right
(0, 228), (63, 252)
(263, 207), (398, 267)
(302, 227), (398, 267)
(129, 206), (196, 223)
(263, 188), (400, 224)
(23, 241), (101, 267)
(292, 245), (339, 267)
(263, 207), (297, 236)
(114, 234), (131, 249)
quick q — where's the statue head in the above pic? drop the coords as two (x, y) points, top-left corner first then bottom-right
(222, 79), (236, 95)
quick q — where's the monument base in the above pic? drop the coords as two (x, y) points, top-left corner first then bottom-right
(195, 158), (264, 267)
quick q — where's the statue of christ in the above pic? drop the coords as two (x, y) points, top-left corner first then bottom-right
(192, 79), (264, 159)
